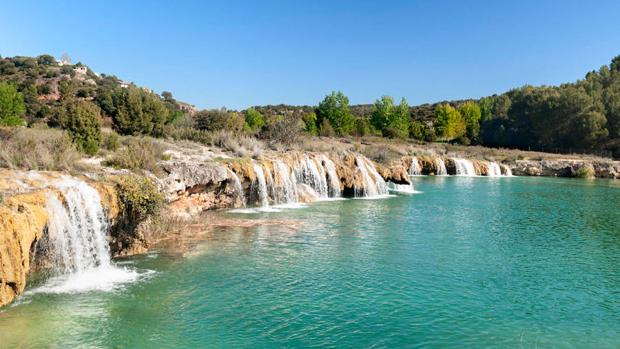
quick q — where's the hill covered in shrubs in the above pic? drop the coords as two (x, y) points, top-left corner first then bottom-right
(1, 53), (620, 158)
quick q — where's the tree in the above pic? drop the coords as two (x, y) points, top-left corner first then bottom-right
(111, 86), (169, 136)
(458, 101), (482, 142)
(434, 103), (466, 141)
(195, 109), (244, 132)
(302, 112), (318, 135)
(0, 82), (26, 126)
(37, 54), (56, 66)
(53, 100), (102, 155)
(316, 91), (354, 135)
(370, 96), (410, 138)
(244, 108), (264, 133)
(410, 120), (424, 140)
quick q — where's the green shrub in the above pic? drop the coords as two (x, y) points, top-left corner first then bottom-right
(244, 108), (264, 133)
(116, 175), (164, 223)
(0, 82), (26, 126)
(110, 86), (169, 137)
(53, 100), (102, 155)
(575, 166), (595, 178)
(103, 130), (120, 151)
(104, 137), (166, 175)
(195, 109), (244, 132)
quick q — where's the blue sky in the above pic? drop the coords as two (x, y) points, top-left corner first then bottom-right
(1, 0), (619, 109)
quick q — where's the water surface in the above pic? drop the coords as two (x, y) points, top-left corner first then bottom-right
(1, 177), (620, 348)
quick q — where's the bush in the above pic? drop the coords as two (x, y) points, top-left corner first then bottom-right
(53, 100), (102, 155)
(116, 175), (164, 223)
(212, 130), (264, 158)
(302, 112), (318, 135)
(575, 166), (595, 178)
(105, 137), (166, 175)
(259, 114), (304, 144)
(195, 109), (244, 132)
(0, 127), (81, 170)
(111, 86), (169, 137)
(103, 130), (121, 151)
(318, 118), (336, 137)
(0, 82), (26, 126)
(244, 108), (264, 133)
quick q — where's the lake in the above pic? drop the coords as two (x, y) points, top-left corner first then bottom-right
(1, 176), (619, 348)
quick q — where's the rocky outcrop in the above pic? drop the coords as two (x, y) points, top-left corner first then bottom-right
(159, 160), (243, 218)
(511, 160), (620, 178)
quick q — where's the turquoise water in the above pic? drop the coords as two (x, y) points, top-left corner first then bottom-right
(1, 177), (620, 348)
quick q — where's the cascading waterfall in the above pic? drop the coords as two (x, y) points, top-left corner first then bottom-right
(295, 155), (328, 198)
(272, 160), (299, 204)
(252, 164), (270, 207)
(409, 157), (422, 176)
(435, 158), (448, 176)
(228, 169), (246, 206)
(503, 165), (513, 177)
(453, 158), (477, 176)
(486, 162), (502, 177)
(45, 177), (110, 273)
(35, 176), (139, 294)
(354, 156), (389, 197)
(320, 155), (341, 197)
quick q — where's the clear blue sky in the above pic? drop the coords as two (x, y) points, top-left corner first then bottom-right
(1, 0), (619, 109)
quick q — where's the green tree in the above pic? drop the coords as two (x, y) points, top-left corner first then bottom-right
(316, 91), (354, 135)
(458, 101), (482, 142)
(195, 109), (244, 132)
(244, 108), (265, 133)
(0, 82), (26, 126)
(37, 54), (56, 66)
(370, 96), (410, 138)
(54, 100), (102, 155)
(302, 112), (318, 135)
(111, 86), (169, 136)
(434, 103), (466, 141)
(410, 120), (424, 140)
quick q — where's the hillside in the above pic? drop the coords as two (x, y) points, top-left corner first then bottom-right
(1, 54), (620, 159)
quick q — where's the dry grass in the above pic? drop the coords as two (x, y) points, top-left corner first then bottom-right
(104, 137), (167, 176)
(212, 130), (264, 158)
(0, 127), (83, 171)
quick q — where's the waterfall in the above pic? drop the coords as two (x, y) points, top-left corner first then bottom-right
(34, 176), (139, 294)
(45, 177), (110, 273)
(295, 155), (328, 198)
(272, 160), (299, 204)
(354, 156), (389, 197)
(486, 162), (502, 177)
(453, 158), (477, 176)
(503, 165), (513, 177)
(435, 158), (448, 176)
(409, 157), (422, 176)
(228, 169), (246, 206)
(252, 164), (270, 207)
(320, 155), (341, 197)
